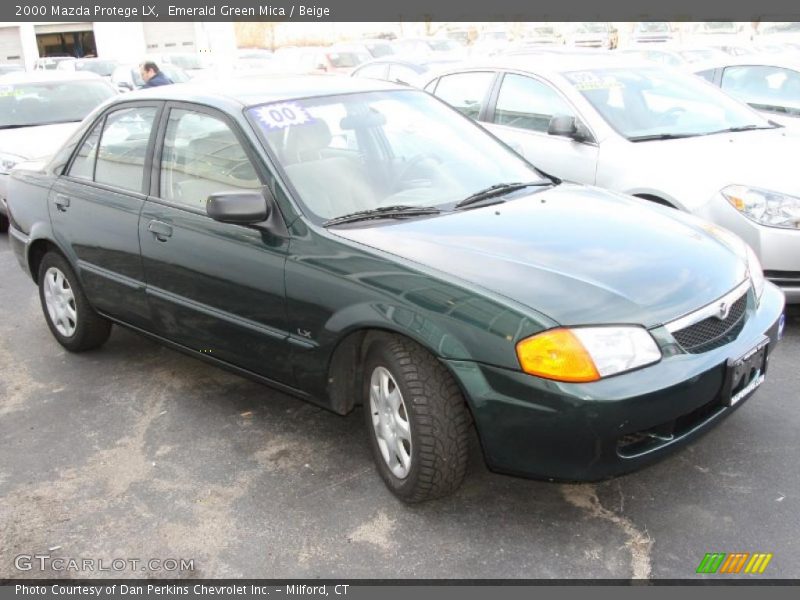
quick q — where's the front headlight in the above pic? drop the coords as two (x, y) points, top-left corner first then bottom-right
(722, 185), (800, 229)
(516, 327), (662, 383)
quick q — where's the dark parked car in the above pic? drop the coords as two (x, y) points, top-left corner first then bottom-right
(6, 77), (785, 502)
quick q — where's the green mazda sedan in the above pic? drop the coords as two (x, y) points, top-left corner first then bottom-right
(6, 77), (786, 502)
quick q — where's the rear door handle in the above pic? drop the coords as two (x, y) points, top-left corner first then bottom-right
(53, 194), (70, 211)
(148, 220), (173, 241)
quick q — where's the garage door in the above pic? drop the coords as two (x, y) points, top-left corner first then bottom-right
(143, 22), (197, 54)
(0, 26), (23, 64)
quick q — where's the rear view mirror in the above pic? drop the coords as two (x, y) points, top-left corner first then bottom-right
(547, 115), (594, 143)
(207, 189), (271, 224)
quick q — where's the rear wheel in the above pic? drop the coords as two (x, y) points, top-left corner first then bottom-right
(362, 334), (470, 503)
(38, 252), (112, 352)
(0, 214), (8, 233)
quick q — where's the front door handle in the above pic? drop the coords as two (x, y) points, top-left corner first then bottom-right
(148, 220), (173, 241)
(53, 194), (70, 212)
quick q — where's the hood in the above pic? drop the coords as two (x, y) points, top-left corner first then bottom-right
(613, 127), (800, 202)
(0, 122), (81, 162)
(333, 185), (748, 328)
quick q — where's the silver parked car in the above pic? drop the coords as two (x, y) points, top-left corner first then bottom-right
(423, 55), (800, 301)
(0, 71), (117, 232)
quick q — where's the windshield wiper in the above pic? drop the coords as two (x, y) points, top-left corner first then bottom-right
(323, 205), (441, 227)
(628, 133), (700, 142)
(702, 124), (778, 135)
(454, 182), (551, 209)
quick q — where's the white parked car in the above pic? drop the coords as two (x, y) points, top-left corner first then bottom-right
(0, 71), (117, 232)
(693, 55), (800, 128)
(423, 55), (800, 301)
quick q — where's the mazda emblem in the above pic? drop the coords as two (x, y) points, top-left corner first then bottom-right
(717, 301), (731, 320)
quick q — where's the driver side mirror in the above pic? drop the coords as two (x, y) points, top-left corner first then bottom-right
(547, 115), (594, 143)
(207, 188), (272, 224)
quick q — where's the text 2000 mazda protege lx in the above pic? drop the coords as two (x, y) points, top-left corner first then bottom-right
(7, 78), (786, 502)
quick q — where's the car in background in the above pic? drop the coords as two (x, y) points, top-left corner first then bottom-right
(630, 22), (675, 45)
(519, 24), (564, 46)
(110, 63), (191, 92)
(0, 71), (116, 232)
(471, 29), (514, 56)
(684, 22), (749, 47)
(272, 45), (370, 74)
(755, 22), (800, 46)
(423, 55), (800, 300)
(155, 53), (214, 77)
(443, 27), (475, 46)
(620, 45), (730, 66)
(351, 57), (463, 87)
(565, 22), (619, 49)
(232, 49), (275, 75)
(693, 55), (800, 128)
(6, 77), (784, 503)
(392, 37), (464, 59)
(33, 57), (78, 71)
(354, 39), (396, 59)
(56, 58), (119, 81)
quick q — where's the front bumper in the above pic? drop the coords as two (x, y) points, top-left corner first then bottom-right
(446, 282), (785, 481)
(698, 194), (800, 302)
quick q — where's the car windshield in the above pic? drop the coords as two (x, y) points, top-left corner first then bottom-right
(326, 51), (370, 68)
(636, 22), (670, 33)
(575, 23), (607, 33)
(366, 43), (393, 58)
(564, 66), (772, 140)
(166, 54), (208, 70)
(0, 80), (115, 128)
(74, 60), (118, 77)
(249, 90), (547, 222)
(760, 22), (800, 34)
(429, 40), (457, 51)
(698, 22), (738, 34)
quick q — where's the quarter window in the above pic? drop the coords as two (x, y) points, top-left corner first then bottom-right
(68, 121), (103, 181)
(433, 72), (494, 119)
(159, 109), (261, 209)
(493, 74), (576, 133)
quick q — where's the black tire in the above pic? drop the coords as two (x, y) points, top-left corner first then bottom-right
(362, 334), (470, 503)
(0, 213), (8, 233)
(37, 252), (112, 352)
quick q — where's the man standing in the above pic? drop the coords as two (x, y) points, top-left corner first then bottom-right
(139, 62), (174, 88)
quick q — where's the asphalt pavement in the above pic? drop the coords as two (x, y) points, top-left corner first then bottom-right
(1, 233), (798, 580)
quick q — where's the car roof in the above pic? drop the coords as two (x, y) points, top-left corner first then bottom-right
(434, 53), (654, 77)
(0, 70), (103, 83)
(124, 75), (406, 108)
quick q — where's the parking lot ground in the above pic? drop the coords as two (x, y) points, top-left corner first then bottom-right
(1, 233), (799, 580)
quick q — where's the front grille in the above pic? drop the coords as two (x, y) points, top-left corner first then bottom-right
(672, 293), (747, 354)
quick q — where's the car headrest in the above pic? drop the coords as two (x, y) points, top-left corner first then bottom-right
(283, 119), (333, 164)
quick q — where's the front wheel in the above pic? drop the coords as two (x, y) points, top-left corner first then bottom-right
(38, 252), (112, 352)
(0, 213), (8, 233)
(362, 334), (470, 503)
